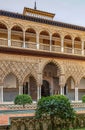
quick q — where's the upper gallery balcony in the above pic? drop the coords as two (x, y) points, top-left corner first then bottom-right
(0, 22), (85, 57)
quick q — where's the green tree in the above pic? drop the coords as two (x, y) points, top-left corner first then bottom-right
(14, 94), (32, 107)
(36, 95), (76, 130)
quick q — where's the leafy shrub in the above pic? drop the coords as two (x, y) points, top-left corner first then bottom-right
(82, 95), (85, 102)
(14, 94), (32, 107)
(36, 95), (76, 130)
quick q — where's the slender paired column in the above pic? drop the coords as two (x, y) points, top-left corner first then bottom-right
(60, 86), (64, 95)
(36, 32), (39, 49)
(0, 86), (3, 103)
(61, 36), (64, 52)
(28, 79), (30, 95)
(72, 38), (74, 54)
(37, 85), (40, 100)
(8, 28), (11, 47)
(82, 40), (84, 55)
(75, 87), (78, 101)
(23, 30), (25, 48)
(37, 84), (41, 101)
(50, 34), (52, 51)
(19, 85), (23, 95)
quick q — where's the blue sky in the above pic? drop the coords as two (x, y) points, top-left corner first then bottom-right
(0, 0), (85, 26)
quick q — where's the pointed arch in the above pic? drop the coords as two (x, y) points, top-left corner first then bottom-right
(65, 76), (75, 100)
(23, 74), (37, 101)
(3, 72), (19, 102)
(2, 71), (20, 83)
(78, 76), (85, 100)
(41, 60), (64, 96)
(79, 76), (85, 88)
(41, 60), (64, 75)
(66, 76), (75, 86)
(22, 70), (38, 85)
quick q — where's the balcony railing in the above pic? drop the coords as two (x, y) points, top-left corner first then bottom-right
(51, 45), (61, 52)
(39, 43), (50, 51)
(0, 38), (8, 46)
(11, 40), (23, 47)
(25, 42), (37, 49)
(74, 48), (82, 55)
(0, 38), (84, 57)
(64, 47), (72, 54)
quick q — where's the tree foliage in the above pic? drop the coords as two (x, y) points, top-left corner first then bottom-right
(14, 94), (32, 107)
(36, 95), (76, 129)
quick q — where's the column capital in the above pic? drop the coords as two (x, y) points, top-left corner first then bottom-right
(0, 82), (4, 86)
(61, 35), (64, 39)
(59, 75), (65, 86)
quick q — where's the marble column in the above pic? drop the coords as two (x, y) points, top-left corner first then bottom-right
(39, 85), (41, 99)
(37, 84), (42, 101)
(23, 30), (25, 48)
(60, 86), (64, 95)
(37, 85), (40, 100)
(75, 87), (78, 101)
(0, 86), (3, 103)
(72, 38), (74, 54)
(82, 40), (84, 55)
(37, 32), (39, 49)
(50, 34), (52, 51)
(61, 36), (64, 52)
(19, 85), (23, 95)
(8, 28), (11, 47)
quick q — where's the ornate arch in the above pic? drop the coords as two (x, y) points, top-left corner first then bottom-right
(22, 72), (38, 85)
(78, 75), (85, 85)
(2, 71), (20, 84)
(65, 75), (76, 85)
(41, 60), (64, 75)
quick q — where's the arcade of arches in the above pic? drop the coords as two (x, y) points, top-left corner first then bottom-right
(1, 15), (85, 103)
(0, 55), (85, 103)
(0, 22), (85, 56)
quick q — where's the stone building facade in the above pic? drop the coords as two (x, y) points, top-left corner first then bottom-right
(0, 7), (85, 103)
